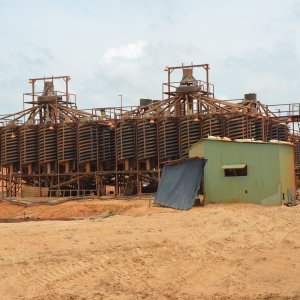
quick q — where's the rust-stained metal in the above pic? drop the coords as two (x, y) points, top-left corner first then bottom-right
(158, 118), (179, 161)
(137, 120), (157, 160)
(20, 125), (38, 166)
(116, 121), (136, 160)
(179, 117), (202, 158)
(202, 116), (223, 138)
(0, 64), (299, 198)
(1, 125), (19, 167)
(58, 123), (76, 162)
(39, 125), (57, 165)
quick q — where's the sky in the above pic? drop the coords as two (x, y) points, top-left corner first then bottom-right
(0, 0), (300, 113)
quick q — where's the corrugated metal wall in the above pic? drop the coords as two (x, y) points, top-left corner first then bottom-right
(189, 139), (295, 205)
(278, 143), (295, 202)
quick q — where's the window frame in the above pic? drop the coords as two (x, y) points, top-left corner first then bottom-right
(222, 164), (248, 177)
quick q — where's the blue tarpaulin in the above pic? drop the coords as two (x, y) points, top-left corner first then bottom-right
(155, 158), (207, 210)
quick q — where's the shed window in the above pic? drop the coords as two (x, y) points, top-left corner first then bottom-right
(222, 164), (247, 177)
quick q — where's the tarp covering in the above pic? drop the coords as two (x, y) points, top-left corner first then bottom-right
(155, 158), (207, 210)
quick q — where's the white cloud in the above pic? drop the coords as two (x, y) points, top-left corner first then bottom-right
(1, 1), (300, 111)
(101, 41), (147, 63)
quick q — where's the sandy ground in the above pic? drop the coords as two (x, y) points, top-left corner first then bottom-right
(0, 198), (176, 220)
(0, 200), (299, 299)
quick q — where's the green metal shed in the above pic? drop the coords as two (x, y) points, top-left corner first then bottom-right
(189, 138), (295, 205)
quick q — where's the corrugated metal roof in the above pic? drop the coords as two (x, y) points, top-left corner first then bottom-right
(188, 138), (294, 151)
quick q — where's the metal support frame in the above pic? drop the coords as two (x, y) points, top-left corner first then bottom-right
(0, 65), (299, 198)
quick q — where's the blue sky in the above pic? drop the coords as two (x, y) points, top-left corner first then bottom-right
(0, 0), (299, 113)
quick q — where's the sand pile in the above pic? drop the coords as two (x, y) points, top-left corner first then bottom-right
(0, 202), (299, 299)
(0, 198), (176, 220)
